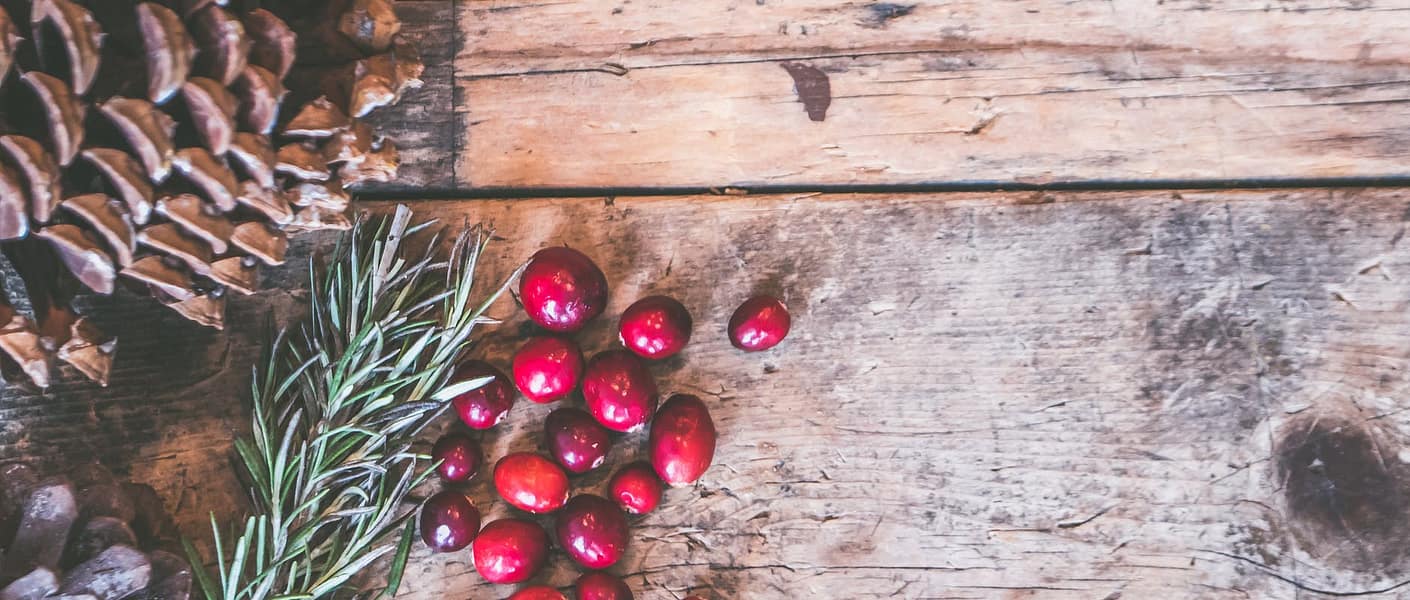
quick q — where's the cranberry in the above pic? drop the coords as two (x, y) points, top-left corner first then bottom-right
(618, 296), (692, 360)
(432, 433), (482, 482)
(608, 461), (663, 515)
(576, 572), (633, 600)
(494, 452), (570, 514)
(520, 246), (608, 333)
(418, 490), (480, 552)
(544, 408), (612, 474)
(508, 586), (567, 600)
(512, 336), (584, 403)
(472, 518), (550, 584)
(582, 350), (658, 432)
(649, 394), (717, 486)
(728, 295), (791, 351)
(450, 360), (515, 429)
(555, 494), (629, 569)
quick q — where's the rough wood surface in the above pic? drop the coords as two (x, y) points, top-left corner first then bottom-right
(444, 0), (1410, 188)
(8, 190), (1410, 598)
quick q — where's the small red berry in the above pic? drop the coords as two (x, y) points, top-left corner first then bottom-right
(419, 490), (480, 552)
(582, 350), (658, 432)
(576, 572), (634, 600)
(728, 295), (791, 351)
(450, 360), (515, 429)
(608, 461), (663, 515)
(519, 246), (608, 333)
(512, 336), (584, 403)
(618, 296), (692, 360)
(650, 394), (717, 486)
(544, 408), (612, 474)
(432, 433), (482, 482)
(494, 452), (570, 514)
(508, 586), (567, 600)
(472, 518), (550, 584)
(555, 494), (629, 569)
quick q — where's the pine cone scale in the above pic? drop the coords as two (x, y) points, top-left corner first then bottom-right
(0, 0), (418, 388)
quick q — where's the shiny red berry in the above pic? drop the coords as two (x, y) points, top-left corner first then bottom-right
(512, 336), (584, 403)
(472, 518), (550, 584)
(618, 296), (692, 360)
(508, 586), (567, 600)
(450, 360), (515, 429)
(576, 572), (633, 600)
(582, 350), (658, 432)
(494, 452), (570, 514)
(419, 490), (480, 552)
(608, 461), (663, 515)
(555, 494), (629, 569)
(650, 394), (717, 486)
(520, 246), (608, 333)
(728, 295), (791, 351)
(544, 408), (612, 474)
(432, 433), (482, 482)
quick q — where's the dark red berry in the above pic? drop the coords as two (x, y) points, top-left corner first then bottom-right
(494, 452), (570, 514)
(582, 350), (658, 432)
(472, 518), (550, 584)
(508, 586), (567, 600)
(419, 490), (480, 552)
(576, 572), (633, 600)
(608, 461), (663, 515)
(618, 295), (692, 360)
(728, 295), (791, 352)
(555, 494), (629, 569)
(512, 336), (584, 403)
(544, 408), (612, 474)
(650, 394), (717, 486)
(432, 433), (482, 482)
(520, 246), (608, 333)
(450, 360), (515, 429)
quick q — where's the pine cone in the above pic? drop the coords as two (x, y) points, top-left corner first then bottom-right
(0, 462), (191, 600)
(0, 0), (423, 388)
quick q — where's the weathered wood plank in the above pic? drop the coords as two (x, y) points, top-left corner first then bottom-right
(454, 0), (1410, 188)
(8, 190), (1410, 597)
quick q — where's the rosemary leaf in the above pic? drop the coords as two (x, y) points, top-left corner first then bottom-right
(187, 206), (516, 600)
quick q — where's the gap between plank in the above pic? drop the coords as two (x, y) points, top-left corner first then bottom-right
(359, 175), (1410, 201)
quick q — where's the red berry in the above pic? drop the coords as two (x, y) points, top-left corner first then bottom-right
(450, 361), (515, 429)
(608, 461), (663, 515)
(544, 408), (612, 474)
(555, 494), (629, 569)
(472, 518), (550, 584)
(520, 246), (608, 333)
(576, 572), (633, 600)
(649, 394), (717, 486)
(432, 433), (482, 482)
(512, 336), (584, 403)
(618, 296), (692, 360)
(582, 350), (658, 432)
(728, 295), (791, 352)
(419, 490), (480, 552)
(508, 586), (567, 600)
(494, 452), (570, 514)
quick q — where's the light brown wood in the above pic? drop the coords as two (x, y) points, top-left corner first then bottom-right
(10, 190), (1410, 598)
(444, 0), (1410, 188)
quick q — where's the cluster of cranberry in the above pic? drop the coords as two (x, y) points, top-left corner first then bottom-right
(417, 246), (791, 599)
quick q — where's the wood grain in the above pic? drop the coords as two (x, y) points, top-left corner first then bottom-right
(9, 190), (1410, 598)
(448, 0), (1410, 188)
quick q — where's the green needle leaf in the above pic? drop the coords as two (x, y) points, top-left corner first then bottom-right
(183, 206), (518, 600)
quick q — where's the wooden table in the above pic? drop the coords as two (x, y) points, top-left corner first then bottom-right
(8, 2), (1410, 598)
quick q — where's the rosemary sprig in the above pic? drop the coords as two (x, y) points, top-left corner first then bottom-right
(185, 205), (523, 600)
